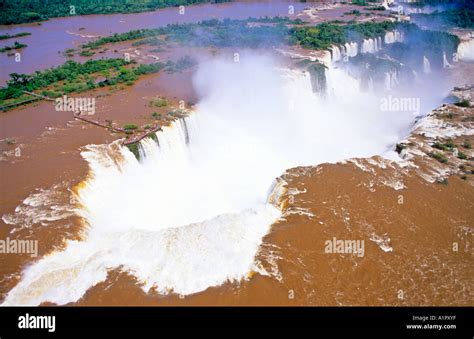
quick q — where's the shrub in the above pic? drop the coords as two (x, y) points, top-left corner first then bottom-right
(123, 124), (138, 131)
(457, 151), (467, 160)
(455, 99), (471, 107)
(429, 151), (448, 163)
(150, 97), (168, 107)
(79, 50), (95, 57)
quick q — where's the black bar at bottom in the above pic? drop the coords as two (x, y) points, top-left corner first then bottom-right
(0, 307), (471, 336)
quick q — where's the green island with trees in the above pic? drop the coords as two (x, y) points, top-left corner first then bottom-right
(79, 19), (406, 52)
(0, 41), (28, 53)
(78, 18), (456, 54)
(412, 9), (474, 29)
(0, 59), (165, 109)
(0, 32), (31, 40)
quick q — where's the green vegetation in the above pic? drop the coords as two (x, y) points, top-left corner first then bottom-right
(462, 140), (472, 149)
(351, 0), (369, 5)
(0, 59), (165, 108)
(152, 112), (161, 119)
(167, 108), (187, 118)
(123, 124), (139, 131)
(366, 6), (386, 11)
(246, 16), (306, 25)
(432, 139), (455, 151)
(64, 48), (76, 57)
(0, 0), (231, 25)
(79, 50), (95, 57)
(159, 18), (290, 48)
(457, 151), (468, 160)
(126, 143), (140, 158)
(132, 37), (166, 47)
(412, 9), (474, 29)
(344, 10), (362, 16)
(290, 23), (346, 50)
(429, 151), (448, 163)
(149, 97), (169, 107)
(384, 24), (460, 69)
(0, 32), (31, 40)
(82, 18), (292, 50)
(290, 21), (399, 50)
(165, 56), (197, 73)
(0, 41), (27, 53)
(78, 19), (415, 54)
(82, 29), (164, 49)
(455, 99), (471, 107)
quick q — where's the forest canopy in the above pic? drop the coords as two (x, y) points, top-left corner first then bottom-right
(0, 0), (231, 25)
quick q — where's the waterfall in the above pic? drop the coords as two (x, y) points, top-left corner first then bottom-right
(384, 70), (399, 91)
(330, 42), (357, 62)
(307, 63), (327, 94)
(362, 39), (376, 54)
(2, 56), (419, 306)
(384, 31), (404, 44)
(423, 56), (431, 74)
(361, 36), (384, 54)
(331, 45), (342, 62)
(457, 39), (474, 61)
(344, 42), (358, 58)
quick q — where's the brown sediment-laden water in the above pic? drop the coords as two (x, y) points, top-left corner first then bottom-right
(0, 1), (473, 306)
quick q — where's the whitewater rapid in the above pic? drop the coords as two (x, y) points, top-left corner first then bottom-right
(3, 55), (420, 305)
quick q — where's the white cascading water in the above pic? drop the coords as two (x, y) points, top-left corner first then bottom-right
(331, 45), (342, 62)
(457, 39), (474, 61)
(361, 38), (382, 54)
(384, 70), (399, 91)
(423, 56), (431, 74)
(443, 52), (452, 68)
(2, 54), (420, 306)
(344, 42), (358, 57)
(384, 31), (404, 44)
(337, 36), (383, 59)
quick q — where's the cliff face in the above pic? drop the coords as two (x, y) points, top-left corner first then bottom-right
(253, 86), (473, 306)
